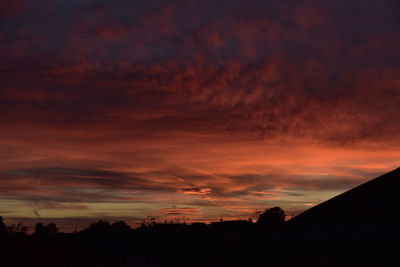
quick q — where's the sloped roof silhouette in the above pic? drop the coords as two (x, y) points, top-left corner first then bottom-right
(289, 167), (400, 230)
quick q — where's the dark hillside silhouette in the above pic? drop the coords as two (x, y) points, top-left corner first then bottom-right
(289, 167), (400, 230)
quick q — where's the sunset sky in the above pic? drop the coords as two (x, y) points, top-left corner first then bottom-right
(1, 0), (399, 231)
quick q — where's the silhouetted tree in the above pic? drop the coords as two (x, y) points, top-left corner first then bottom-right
(0, 216), (6, 236)
(45, 222), (58, 234)
(257, 207), (285, 228)
(88, 220), (111, 233)
(111, 220), (131, 231)
(34, 222), (58, 236)
(6, 223), (29, 237)
(35, 222), (45, 235)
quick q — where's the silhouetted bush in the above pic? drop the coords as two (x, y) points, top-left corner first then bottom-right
(0, 216), (6, 236)
(111, 220), (131, 232)
(87, 220), (111, 233)
(6, 223), (29, 237)
(34, 222), (58, 236)
(257, 207), (285, 228)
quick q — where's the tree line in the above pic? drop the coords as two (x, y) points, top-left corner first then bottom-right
(0, 207), (285, 236)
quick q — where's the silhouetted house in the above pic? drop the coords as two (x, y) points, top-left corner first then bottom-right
(289, 167), (400, 230)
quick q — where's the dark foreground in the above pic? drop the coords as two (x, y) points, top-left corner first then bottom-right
(1, 224), (399, 267)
